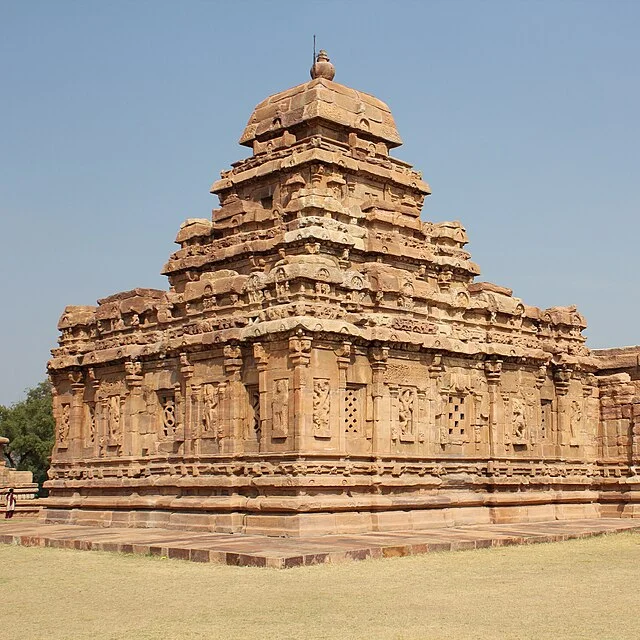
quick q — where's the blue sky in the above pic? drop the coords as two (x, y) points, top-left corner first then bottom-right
(1, 0), (638, 406)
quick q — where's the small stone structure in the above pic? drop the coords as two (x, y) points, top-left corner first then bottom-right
(44, 53), (640, 535)
(1, 437), (39, 512)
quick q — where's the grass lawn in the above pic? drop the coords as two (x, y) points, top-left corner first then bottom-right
(1, 532), (638, 640)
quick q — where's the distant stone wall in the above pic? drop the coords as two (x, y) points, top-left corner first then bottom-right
(594, 346), (640, 380)
(594, 347), (640, 455)
(0, 437), (40, 516)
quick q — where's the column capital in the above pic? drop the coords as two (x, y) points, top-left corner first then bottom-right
(289, 333), (312, 367)
(554, 366), (573, 396)
(125, 358), (144, 388)
(223, 344), (243, 378)
(368, 344), (389, 370)
(253, 342), (269, 371)
(484, 358), (503, 385)
(335, 341), (352, 370)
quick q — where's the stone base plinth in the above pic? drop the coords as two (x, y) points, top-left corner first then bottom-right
(40, 489), (613, 537)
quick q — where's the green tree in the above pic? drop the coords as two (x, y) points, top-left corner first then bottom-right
(0, 381), (55, 493)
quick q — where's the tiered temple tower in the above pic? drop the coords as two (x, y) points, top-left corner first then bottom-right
(44, 52), (640, 535)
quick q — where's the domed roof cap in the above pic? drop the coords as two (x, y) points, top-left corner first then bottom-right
(239, 54), (402, 149)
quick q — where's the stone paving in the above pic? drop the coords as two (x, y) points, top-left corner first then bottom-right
(1, 518), (638, 569)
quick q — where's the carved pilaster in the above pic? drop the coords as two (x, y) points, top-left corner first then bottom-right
(428, 353), (444, 453)
(369, 345), (389, 454)
(68, 370), (84, 456)
(389, 384), (399, 443)
(253, 342), (269, 449)
(123, 359), (144, 456)
(179, 353), (195, 455)
(335, 341), (352, 449)
(289, 334), (312, 449)
(87, 368), (100, 456)
(221, 344), (243, 453)
(484, 359), (502, 458)
(554, 367), (572, 447)
(416, 389), (427, 443)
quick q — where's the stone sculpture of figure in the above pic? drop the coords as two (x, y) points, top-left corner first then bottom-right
(312, 379), (331, 438)
(512, 398), (526, 440)
(272, 379), (289, 436)
(108, 396), (121, 442)
(570, 400), (582, 439)
(398, 388), (414, 437)
(87, 404), (96, 445)
(202, 384), (218, 435)
(59, 404), (70, 444)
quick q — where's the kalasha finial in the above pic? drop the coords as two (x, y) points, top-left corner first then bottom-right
(310, 49), (335, 81)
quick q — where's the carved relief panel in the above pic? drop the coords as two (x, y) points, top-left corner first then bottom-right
(58, 403), (71, 448)
(570, 399), (583, 447)
(392, 386), (417, 443)
(511, 397), (528, 444)
(272, 378), (289, 439)
(201, 383), (221, 439)
(313, 378), (331, 439)
(106, 395), (123, 448)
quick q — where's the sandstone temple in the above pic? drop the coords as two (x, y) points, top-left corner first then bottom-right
(44, 52), (640, 536)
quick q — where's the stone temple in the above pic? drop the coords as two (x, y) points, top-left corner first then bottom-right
(44, 52), (640, 536)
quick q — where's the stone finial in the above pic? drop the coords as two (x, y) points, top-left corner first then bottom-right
(310, 49), (335, 81)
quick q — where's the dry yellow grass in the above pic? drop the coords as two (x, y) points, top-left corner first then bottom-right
(1, 532), (638, 640)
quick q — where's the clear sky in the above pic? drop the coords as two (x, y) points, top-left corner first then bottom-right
(1, 0), (638, 406)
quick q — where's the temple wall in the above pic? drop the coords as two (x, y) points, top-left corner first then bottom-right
(49, 346), (615, 469)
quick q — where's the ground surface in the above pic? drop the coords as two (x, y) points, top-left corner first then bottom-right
(1, 530), (638, 639)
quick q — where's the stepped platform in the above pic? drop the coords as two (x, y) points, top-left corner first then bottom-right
(1, 518), (638, 569)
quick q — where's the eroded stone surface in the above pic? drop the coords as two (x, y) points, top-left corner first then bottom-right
(44, 53), (640, 535)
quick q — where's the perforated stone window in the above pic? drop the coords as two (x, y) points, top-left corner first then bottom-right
(85, 403), (96, 445)
(344, 385), (364, 434)
(159, 391), (176, 437)
(541, 399), (552, 439)
(447, 395), (466, 441)
(248, 385), (260, 440)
